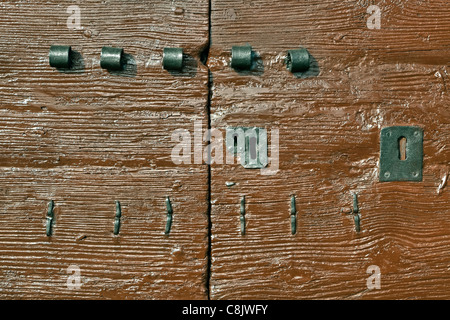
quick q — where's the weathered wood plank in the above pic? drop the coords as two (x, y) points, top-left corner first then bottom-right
(0, 0), (210, 299)
(209, 0), (450, 299)
(0, 168), (208, 299)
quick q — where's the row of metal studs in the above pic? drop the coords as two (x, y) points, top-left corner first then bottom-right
(49, 45), (310, 72)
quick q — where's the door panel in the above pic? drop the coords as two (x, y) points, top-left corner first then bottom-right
(208, 0), (450, 299)
(0, 0), (210, 299)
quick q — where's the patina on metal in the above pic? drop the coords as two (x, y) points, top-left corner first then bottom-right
(240, 196), (246, 236)
(352, 193), (359, 214)
(290, 195), (297, 235)
(49, 45), (72, 69)
(114, 200), (121, 235)
(231, 45), (253, 70)
(46, 200), (54, 236)
(286, 48), (310, 72)
(380, 126), (423, 182)
(353, 214), (361, 233)
(352, 193), (360, 233)
(165, 197), (173, 235)
(100, 46), (124, 71)
(163, 47), (184, 71)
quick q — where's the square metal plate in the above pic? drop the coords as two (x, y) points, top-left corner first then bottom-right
(379, 126), (423, 182)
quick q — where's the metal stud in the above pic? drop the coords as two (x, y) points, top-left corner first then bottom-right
(49, 45), (72, 69)
(286, 48), (310, 73)
(231, 45), (253, 70)
(163, 47), (184, 71)
(100, 46), (124, 71)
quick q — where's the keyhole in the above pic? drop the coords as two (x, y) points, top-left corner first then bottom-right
(399, 136), (407, 160)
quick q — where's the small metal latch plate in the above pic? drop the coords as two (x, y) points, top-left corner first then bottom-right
(226, 127), (268, 169)
(379, 126), (423, 182)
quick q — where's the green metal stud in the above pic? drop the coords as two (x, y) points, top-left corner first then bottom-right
(49, 45), (72, 69)
(163, 47), (184, 71)
(100, 47), (124, 71)
(286, 48), (310, 73)
(231, 45), (253, 70)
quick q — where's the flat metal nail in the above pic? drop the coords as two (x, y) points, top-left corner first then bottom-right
(352, 193), (359, 214)
(46, 200), (54, 236)
(240, 196), (246, 235)
(165, 197), (173, 235)
(114, 200), (121, 235)
(354, 214), (361, 233)
(352, 193), (360, 233)
(290, 195), (297, 235)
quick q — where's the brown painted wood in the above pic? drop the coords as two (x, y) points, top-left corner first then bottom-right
(0, 1), (209, 299)
(0, 0), (449, 300)
(208, 0), (450, 299)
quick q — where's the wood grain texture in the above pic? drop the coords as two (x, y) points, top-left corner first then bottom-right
(208, 0), (450, 299)
(0, 0), (210, 299)
(1, 0), (449, 300)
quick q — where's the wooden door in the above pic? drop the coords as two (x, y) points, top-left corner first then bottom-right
(0, 0), (210, 299)
(208, 0), (450, 299)
(0, 0), (449, 300)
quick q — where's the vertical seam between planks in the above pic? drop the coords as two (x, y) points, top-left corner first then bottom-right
(205, 0), (213, 301)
